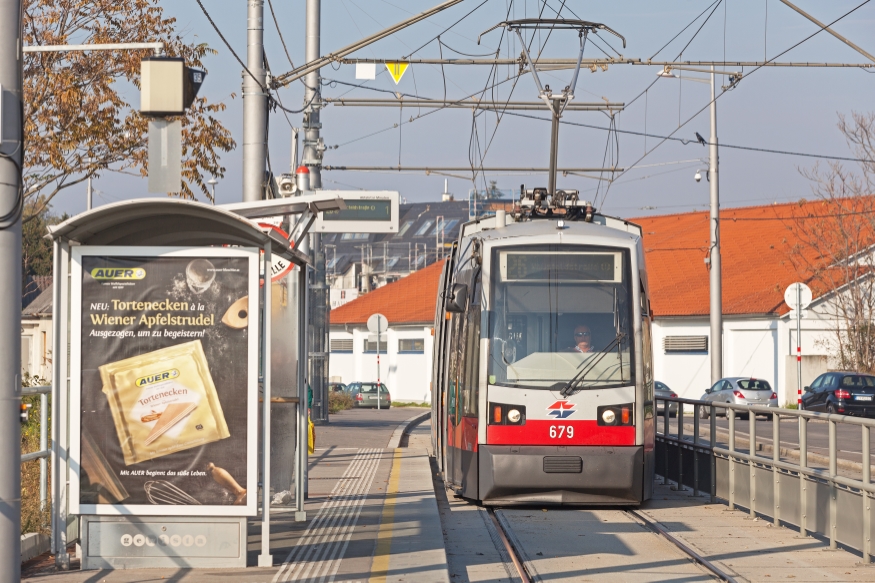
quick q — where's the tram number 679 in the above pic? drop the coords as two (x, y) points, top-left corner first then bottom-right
(549, 425), (574, 439)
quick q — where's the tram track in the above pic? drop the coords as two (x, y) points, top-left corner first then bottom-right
(486, 506), (737, 583)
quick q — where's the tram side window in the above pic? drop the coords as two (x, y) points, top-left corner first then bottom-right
(462, 285), (481, 417)
(449, 309), (468, 423)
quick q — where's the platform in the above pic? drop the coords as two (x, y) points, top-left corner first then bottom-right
(23, 409), (872, 582)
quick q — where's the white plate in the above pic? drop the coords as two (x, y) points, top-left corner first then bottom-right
(855, 395), (873, 401)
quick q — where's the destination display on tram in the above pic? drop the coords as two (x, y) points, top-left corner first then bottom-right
(502, 252), (620, 282)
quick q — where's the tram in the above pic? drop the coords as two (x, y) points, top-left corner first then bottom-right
(430, 189), (655, 505)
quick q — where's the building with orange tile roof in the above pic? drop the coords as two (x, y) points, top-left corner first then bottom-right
(331, 200), (848, 404)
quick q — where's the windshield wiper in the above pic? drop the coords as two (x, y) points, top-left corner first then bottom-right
(558, 332), (627, 397)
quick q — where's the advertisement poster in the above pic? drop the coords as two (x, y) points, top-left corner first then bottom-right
(70, 247), (258, 516)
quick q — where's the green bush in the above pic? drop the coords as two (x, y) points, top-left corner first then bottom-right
(21, 373), (51, 536)
(328, 391), (354, 413)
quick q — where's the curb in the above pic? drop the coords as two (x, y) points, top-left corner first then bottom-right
(388, 409), (431, 449)
(681, 422), (864, 474)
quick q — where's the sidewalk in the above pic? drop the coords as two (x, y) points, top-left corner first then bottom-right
(23, 409), (448, 583)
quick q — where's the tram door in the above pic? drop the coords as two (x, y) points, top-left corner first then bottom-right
(446, 311), (465, 486)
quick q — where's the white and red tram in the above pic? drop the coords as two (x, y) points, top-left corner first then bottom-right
(431, 191), (655, 505)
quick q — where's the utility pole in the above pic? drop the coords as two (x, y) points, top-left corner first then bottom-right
(708, 65), (723, 385)
(304, 0), (330, 423)
(86, 173), (92, 211)
(0, 0), (23, 580)
(243, 0), (267, 202)
(303, 0), (323, 189)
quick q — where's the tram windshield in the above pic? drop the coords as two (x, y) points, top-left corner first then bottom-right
(487, 245), (634, 390)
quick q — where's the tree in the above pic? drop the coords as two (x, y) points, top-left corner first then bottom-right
(22, 0), (236, 220)
(788, 112), (875, 372)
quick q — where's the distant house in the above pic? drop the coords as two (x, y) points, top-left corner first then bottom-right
(21, 283), (53, 381)
(328, 200), (846, 405)
(328, 261), (444, 402)
(326, 200), (508, 309)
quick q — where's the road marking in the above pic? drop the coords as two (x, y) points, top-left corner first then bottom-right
(369, 448), (402, 583)
(273, 448), (383, 583)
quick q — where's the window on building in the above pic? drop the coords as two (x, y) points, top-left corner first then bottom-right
(327, 256), (341, 269)
(330, 338), (354, 353)
(398, 338), (425, 353)
(663, 336), (708, 353)
(364, 338), (388, 353)
(341, 233), (369, 240)
(415, 220), (434, 236)
(431, 219), (459, 236)
(387, 256), (400, 269)
(397, 220), (415, 237)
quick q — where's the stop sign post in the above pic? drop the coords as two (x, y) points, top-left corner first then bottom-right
(367, 314), (388, 410)
(784, 283), (812, 406)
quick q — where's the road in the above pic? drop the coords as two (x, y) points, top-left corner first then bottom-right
(659, 411), (874, 470)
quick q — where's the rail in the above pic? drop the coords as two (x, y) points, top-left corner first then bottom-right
(655, 396), (874, 563)
(21, 384), (51, 516)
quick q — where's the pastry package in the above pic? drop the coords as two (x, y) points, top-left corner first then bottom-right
(99, 340), (230, 465)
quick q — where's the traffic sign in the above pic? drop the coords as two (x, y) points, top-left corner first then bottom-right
(386, 62), (409, 84)
(784, 282), (812, 310)
(367, 313), (388, 334)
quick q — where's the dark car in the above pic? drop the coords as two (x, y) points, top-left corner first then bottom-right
(346, 382), (391, 409)
(328, 382), (347, 394)
(654, 381), (678, 415)
(800, 372), (875, 416)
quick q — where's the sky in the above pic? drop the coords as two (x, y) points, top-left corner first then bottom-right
(52, 0), (875, 220)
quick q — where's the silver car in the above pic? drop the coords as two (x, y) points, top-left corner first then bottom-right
(654, 381), (678, 416)
(699, 377), (778, 419)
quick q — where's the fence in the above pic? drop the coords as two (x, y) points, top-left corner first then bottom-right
(21, 384), (51, 511)
(655, 397), (874, 563)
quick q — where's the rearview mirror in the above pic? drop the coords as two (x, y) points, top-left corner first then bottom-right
(803, 385), (811, 392)
(446, 283), (468, 313)
(704, 388), (711, 394)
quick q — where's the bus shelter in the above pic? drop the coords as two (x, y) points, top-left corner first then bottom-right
(47, 198), (326, 569)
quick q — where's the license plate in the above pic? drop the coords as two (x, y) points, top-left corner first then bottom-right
(855, 395), (873, 401)
(368, 395), (378, 400)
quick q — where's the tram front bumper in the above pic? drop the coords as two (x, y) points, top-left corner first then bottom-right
(479, 445), (644, 505)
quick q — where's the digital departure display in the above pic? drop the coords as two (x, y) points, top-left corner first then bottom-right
(322, 200), (392, 222)
(504, 252), (618, 282)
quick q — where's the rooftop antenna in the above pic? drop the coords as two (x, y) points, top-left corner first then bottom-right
(479, 19), (625, 198)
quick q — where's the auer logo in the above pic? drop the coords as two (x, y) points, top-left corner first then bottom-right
(547, 400), (576, 419)
(91, 268), (146, 280)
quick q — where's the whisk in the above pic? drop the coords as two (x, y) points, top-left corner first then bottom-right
(144, 480), (201, 505)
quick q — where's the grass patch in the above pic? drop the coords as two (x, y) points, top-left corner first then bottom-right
(390, 401), (429, 408)
(783, 402), (799, 410)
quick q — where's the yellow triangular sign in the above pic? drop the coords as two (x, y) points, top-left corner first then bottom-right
(386, 62), (409, 84)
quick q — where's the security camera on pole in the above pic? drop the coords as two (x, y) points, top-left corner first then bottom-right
(367, 314), (388, 410)
(784, 282), (812, 406)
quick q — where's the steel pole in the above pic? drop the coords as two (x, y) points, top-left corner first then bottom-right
(709, 65), (723, 384)
(243, 0), (268, 202)
(0, 0), (23, 579)
(86, 174), (92, 211)
(547, 101), (561, 196)
(303, 0), (322, 189)
(797, 285), (803, 405)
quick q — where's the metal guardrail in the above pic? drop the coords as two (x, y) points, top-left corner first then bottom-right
(21, 385), (51, 513)
(655, 397), (874, 564)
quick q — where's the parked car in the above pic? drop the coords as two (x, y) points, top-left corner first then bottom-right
(654, 381), (678, 415)
(699, 377), (778, 419)
(328, 382), (347, 394)
(800, 372), (875, 417)
(347, 382), (391, 409)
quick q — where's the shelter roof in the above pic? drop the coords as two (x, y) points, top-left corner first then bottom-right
(330, 260), (445, 325)
(48, 199), (308, 265)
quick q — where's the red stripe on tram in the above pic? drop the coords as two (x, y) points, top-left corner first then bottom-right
(487, 420), (635, 446)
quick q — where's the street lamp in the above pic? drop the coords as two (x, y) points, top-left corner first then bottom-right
(657, 65), (739, 385)
(207, 177), (218, 205)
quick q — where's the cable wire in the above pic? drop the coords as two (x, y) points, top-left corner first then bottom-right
(194, 0), (266, 91)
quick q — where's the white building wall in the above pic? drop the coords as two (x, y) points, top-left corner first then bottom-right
(329, 324), (434, 403)
(653, 306), (838, 406)
(20, 318), (52, 381)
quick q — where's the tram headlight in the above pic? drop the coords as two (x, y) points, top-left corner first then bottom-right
(507, 409), (521, 423)
(488, 403), (526, 425)
(597, 403), (634, 426)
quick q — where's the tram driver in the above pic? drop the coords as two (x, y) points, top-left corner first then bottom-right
(567, 323), (594, 353)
